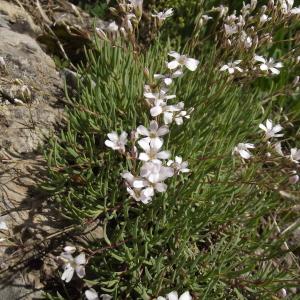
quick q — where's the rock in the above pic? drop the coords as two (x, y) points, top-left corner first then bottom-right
(0, 1), (65, 298)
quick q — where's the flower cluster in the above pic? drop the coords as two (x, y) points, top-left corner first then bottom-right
(221, 54), (283, 76)
(105, 51), (197, 203)
(97, 1), (173, 41)
(233, 118), (299, 185)
(212, 0), (300, 51)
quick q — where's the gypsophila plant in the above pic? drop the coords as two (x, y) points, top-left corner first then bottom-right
(44, 0), (300, 299)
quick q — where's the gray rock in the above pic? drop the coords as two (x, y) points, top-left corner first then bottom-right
(0, 1), (65, 298)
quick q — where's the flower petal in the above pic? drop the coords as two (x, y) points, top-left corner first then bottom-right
(167, 291), (179, 300)
(185, 58), (199, 71)
(61, 266), (74, 283)
(75, 253), (86, 265)
(75, 265), (86, 278)
(150, 106), (163, 117)
(179, 291), (192, 300)
(85, 288), (99, 300)
(167, 60), (180, 70)
(137, 125), (149, 136)
(157, 151), (171, 160)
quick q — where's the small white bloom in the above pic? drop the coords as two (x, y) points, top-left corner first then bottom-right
(220, 60), (243, 74)
(289, 148), (300, 163)
(259, 119), (284, 139)
(157, 290), (192, 300)
(260, 14), (271, 24)
(162, 102), (192, 125)
(152, 8), (174, 21)
(233, 143), (255, 159)
(138, 139), (170, 162)
(167, 51), (199, 71)
(137, 120), (169, 146)
(60, 248), (86, 283)
(140, 160), (174, 184)
(106, 21), (119, 32)
(254, 55), (283, 75)
(224, 24), (238, 36)
(154, 70), (183, 86)
(167, 156), (190, 173)
(127, 186), (154, 204)
(85, 288), (99, 300)
(105, 131), (128, 152)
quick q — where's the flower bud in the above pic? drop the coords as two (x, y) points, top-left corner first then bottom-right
(268, 0), (275, 10)
(292, 76), (299, 86)
(96, 27), (108, 41)
(251, 0), (257, 10)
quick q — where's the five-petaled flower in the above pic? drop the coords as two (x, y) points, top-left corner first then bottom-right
(152, 8), (174, 22)
(105, 131), (128, 152)
(167, 51), (199, 71)
(259, 119), (284, 139)
(154, 70), (183, 86)
(254, 55), (283, 75)
(60, 246), (86, 283)
(137, 120), (169, 147)
(289, 148), (300, 163)
(138, 138), (170, 162)
(220, 60), (243, 74)
(233, 143), (255, 159)
(167, 156), (190, 173)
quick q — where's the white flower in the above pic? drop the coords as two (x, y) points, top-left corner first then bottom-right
(167, 156), (190, 173)
(152, 8), (174, 21)
(105, 131), (128, 152)
(167, 51), (199, 71)
(260, 14), (271, 24)
(127, 186), (154, 203)
(259, 119), (284, 139)
(254, 55), (283, 75)
(85, 288), (99, 300)
(157, 291), (192, 300)
(137, 121), (169, 146)
(138, 139), (170, 162)
(289, 148), (300, 163)
(60, 247), (86, 283)
(220, 60), (243, 74)
(140, 160), (174, 184)
(240, 32), (252, 48)
(144, 89), (176, 104)
(154, 69), (183, 86)
(224, 24), (238, 36)
(233, 143), (255, 159)
(291, 7), (300, 14)
(122, 171), (155, 204)
(163, 102), (194, 125)
(280, 0), (300, 14)
(106, 21), (119, 32)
